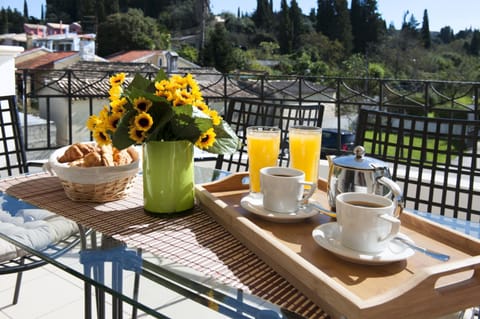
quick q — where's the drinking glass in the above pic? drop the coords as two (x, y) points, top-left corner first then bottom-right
(289, 125), (322, 184)
(246, 126), (281, 194)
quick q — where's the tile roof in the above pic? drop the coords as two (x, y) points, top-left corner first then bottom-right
(107, 50), (160, 62)
(15, 51), (78, 69)
(43, 61), (161, 97)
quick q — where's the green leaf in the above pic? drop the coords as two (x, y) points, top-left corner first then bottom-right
(127, 73), (152, 92)
(206, 121), (241, 154)
(154, 69), (168, 82)
(111, 109), (137, 149)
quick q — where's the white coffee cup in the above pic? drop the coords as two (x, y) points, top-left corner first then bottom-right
(335, 192), (400, 253)
(260, 166), (317, 213)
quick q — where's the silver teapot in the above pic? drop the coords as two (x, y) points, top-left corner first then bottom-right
(327, 146), (404, 210)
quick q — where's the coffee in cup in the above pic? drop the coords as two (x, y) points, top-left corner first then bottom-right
(335, 192), (400, 253)
(260, 166), (316, 213)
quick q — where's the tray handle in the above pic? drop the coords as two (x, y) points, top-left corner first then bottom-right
(369, 256), (480, 315)
(200, 172), (250, 193)
(424, 256), (480, 294)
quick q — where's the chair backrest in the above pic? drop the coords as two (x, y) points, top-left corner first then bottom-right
(215, 99), (324, 172)
(356, 109), (480, 220)
(0, 96), (27, 177)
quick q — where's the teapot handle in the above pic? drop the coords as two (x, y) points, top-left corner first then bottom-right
(377, 176), (404, 217)
(326, 155), (336, 207)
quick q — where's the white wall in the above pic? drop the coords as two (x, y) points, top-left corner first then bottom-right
(0, 45), (23, 96)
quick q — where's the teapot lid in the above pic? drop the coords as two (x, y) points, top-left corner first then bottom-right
(332, 146), (387, 170)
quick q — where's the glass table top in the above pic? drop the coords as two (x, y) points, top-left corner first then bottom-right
(0, 166), (293, 319)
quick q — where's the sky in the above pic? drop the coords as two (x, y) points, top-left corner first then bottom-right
(1, 0), (479, 33)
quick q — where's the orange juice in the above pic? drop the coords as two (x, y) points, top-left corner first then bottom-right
(247, 127), (281, 193)
(289, 126), (322, 183)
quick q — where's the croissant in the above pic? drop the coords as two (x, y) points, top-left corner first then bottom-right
(126, 147), (139, 162)
(83, 151), (103, 167)
(58, 143), (97, 163)
(113, 149), (133, 166)
(69, 158), (85, 167)
(59, 143), (137, 167)
(100, 145), (115, 166)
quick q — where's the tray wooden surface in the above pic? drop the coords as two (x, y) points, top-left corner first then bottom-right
(195, 172), (480, 319)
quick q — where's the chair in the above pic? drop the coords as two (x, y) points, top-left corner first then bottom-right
(79, 228), (141, 319)
(215, 98), (324, 172)
(355, 108), (480, 222)
(0, 95), (81, 305)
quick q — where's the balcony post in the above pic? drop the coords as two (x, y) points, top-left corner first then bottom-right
(0, 45), (24, 96)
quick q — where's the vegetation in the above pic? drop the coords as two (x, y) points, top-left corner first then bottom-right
(363, 131), (449, 165)
(2, 0), (480, 81)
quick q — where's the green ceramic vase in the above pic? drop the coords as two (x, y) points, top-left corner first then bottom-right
(143, 140), (195, 214)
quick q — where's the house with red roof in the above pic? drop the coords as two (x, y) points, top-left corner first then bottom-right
(107, 50), (200, 72)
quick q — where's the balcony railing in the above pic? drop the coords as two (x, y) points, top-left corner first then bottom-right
(15, 67), (480, 161)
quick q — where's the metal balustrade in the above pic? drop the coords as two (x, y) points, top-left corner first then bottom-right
(14, 66), (480, 162)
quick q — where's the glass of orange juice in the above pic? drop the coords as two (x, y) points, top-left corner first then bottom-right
(289, 126), (322, 185)
(246, 126), (281, 194)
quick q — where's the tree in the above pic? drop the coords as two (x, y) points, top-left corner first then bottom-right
(317, 0), (352, 54)
(439, 26), (454, 44)
(96, 9), (167, 57)
(401, 11), (419, 36)
(421, 9), (431, 49)
(351, 0), (385, 54)
(469, 30), (480, 56)
(23, 0), (28, 19)
(202, 23), (236, 73)
(350, 0), (362, 50)
(0, 8), (24, 33)
(278, 0), (292, 54)
(252, 0), (273, 30)
(316, 0), (335, 38)
(289, 0), (304, 50)
(333, 0), (352, 54)
(178, 44), (199, 63)
(1, 10), (8, 34)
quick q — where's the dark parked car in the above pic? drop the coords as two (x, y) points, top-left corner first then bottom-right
(321, 128), (356, 158)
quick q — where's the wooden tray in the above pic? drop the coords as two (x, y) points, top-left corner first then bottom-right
(195, 172), (480, 319)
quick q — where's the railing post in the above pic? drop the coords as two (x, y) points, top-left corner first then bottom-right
(336, 78), (342, 151)
(68, 70), (73, 144)
(424, 81), (429, 115)
(378, 79), (384, 111)
(298, 75), (302, 108)
(475, 84), (479, 120)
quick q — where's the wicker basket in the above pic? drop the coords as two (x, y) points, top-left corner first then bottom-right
(45, 143), (140, 202)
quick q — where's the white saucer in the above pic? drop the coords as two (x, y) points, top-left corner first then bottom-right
(240, 193), (318, 223)
(312, 222), (415, 265)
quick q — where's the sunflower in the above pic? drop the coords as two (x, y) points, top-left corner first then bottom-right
(133, 112), (153, 131)
(93, 129), (111, 146)
(195, 128), (216, 149)
(109, 72), (126, 87)
(110, 97), (128, 113)
(86, 114), (102, 131)
(206, 109), (221, 126)
(109, 85), (122, 101)
(105, 112), (122, 132)
(133, 97), (152, 113)
(128, 127), (147, 144)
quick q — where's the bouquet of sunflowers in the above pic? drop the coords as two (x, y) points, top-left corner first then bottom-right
(87, 70), (239, 154)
